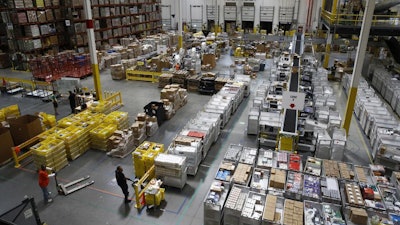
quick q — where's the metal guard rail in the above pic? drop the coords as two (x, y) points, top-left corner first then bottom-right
(321, 9), (400, 26)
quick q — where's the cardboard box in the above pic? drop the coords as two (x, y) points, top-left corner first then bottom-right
(0, 127), (14, 165)
(8, 115), (42, 145)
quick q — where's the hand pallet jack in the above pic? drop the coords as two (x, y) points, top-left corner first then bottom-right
(53, 172), (95, 195)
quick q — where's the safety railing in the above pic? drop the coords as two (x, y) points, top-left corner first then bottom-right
(12, 136), (42, 168)
(321, 9), (400, 26)
(104, 91), (123, 110)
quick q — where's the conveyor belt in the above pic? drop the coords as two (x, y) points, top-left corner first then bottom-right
(289, 72), (299, 92)
(282, 33), (302, 134)
(282, 109), (297, 133)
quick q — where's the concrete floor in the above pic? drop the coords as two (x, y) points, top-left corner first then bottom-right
(0, 51), (373, 225)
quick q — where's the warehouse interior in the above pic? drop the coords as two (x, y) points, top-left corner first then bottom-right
(1, 0), (400, 225)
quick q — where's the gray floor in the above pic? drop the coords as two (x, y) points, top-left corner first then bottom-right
(0, 51), (372, 225)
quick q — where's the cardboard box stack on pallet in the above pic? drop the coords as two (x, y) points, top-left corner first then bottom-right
(110, 64), (125, 80)
(158, 73), (173, 88)
(154, 153), (187, 189)
(172, 70), (189, 88)
(160, 84), (188, 113)
(132, 113), (147, 146)
(232, 163), (252, 186)
(283, 199), (304, 225)
(187, 74), (202, 92)
(107, 129), (135, 158)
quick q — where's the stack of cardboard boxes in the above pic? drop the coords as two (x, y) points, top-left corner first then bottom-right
(283, 199), (304, 225)
(323, 160), (340, 178)
(145, 115), (158, 137)
(172, 70), (189, 88)
(132, 113), (147, 146)
(232, 163), (252, 185)
(269, 168), (286, 190)
(160, 84), (188, 113)
(107, 129), (135, 158)
(339, 162), (355, 180)
(110, 64), (125, 80)
(355, 166), (369, 183)
(349, 207), (368, 225)
(158, 73), (173, 88)
(263, 195), (281, 223)
(187, 75), (202, 92)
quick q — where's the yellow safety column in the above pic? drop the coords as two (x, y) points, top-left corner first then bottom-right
(323, 32), (332, 68)
(177, 0), (183, 49)
(83, 0), (102, 100)
(342, 0), (375, 135)
(214, 0), (218, 35)
(331, 0), (338, 15)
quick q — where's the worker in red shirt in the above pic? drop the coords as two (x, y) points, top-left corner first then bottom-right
(38, 165), (54, 203)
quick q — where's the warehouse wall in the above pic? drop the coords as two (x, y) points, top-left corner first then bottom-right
(160, 0), (321, 33)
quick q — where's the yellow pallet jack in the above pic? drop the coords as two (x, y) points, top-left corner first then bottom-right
(54, 173), (95, 195)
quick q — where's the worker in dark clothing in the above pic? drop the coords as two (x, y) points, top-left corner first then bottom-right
(68, 91), (76, 114)
(115, 166), (132, 203)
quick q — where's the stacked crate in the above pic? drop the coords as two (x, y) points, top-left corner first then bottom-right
(103, 111), (129, 130)
(31, 138), (68, 172)
(132, 141), (164, 178)
(88, 101), (113, 114)
(158, 73), (173, 88)
(172, 70), (189, 88)
(89, 124), (117, 151)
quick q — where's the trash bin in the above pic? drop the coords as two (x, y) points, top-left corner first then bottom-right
(144, 101), (166, 126)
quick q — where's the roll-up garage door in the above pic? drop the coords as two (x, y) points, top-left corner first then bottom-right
(260, 6), (274, 33)
(279, 6), (294, 31)
(224, 4), (236, 33)
(206, 5), (219, 32)
(161, 5), (171, 30)
(190, 5), (203, 32)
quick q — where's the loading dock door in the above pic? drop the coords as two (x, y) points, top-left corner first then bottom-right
(260, 6), (274, 33)
(224, 5), (236, 33)
(161, 5), (172, 30)
(242, 3), (254, 33)
(190, 5), (203, 32)
(206, 5), (219, 31)
(279, 6), (294, 32)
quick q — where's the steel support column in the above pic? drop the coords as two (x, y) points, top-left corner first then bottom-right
(342, 0), (375, 135)
(83, 0), (102, 100)
(178, 0), (183, 48)
(323, 32), (332, 68)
